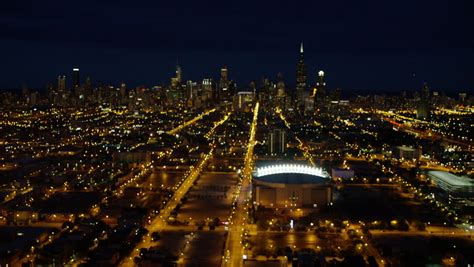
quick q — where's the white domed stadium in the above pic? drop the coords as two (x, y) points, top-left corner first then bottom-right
(252, 163), (332, 208)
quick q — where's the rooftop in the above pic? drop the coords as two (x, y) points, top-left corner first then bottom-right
(253, 164), (330, 184)
(427, 171), (474, 187)
(255, 164), (329, 178)
(254, 173), (330, 185)
(395, 145), (417, 152)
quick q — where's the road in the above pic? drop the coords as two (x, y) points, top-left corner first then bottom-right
(370, 228), (474, 238)
(222, 102), (259, 267)
(119, 147), (214, 266)
(205, 112), (231, 139)
(346, 224), (388, 267)
(167, 108), (216, 135)
(381, 115), (472, 149)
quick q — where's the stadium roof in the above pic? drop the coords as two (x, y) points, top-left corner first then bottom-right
(255, 164), (329, 178)
(254, 173), (330, 185)
(253, 164), (330, 184)
(427, 171), (474, 186)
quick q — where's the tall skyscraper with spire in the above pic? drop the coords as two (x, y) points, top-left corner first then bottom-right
(176, 65), (182, 84)
(296, 42), (307, 107)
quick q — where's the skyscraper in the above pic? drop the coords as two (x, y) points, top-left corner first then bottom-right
(57, 75), (67, 92)
(315, 70), (326, 100)
(84, 77), (92, 97)
(268, 128), (287, 155)
(72, 68), (80, 88)
(186, 80), (197, 101)
(417, 83), (430, 119)
(170, 64), (182, 88)
(176, 65), (182, 84)
(219, 66), (230, 101)
(296, 42), (307, 107)
(202, 78), (214, 102)
(422, 82), (430, 100)
(220, 66), (228, 83)
(276, 73), (286, 97)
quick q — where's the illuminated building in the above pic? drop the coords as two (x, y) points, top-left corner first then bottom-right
(392, 145), (421, 160)
(170, 64), (182, 88)
(275, 73), (287, 109)
(314, 70), (326, 103)
(304, 95), (314, 114)
(220, 66), (228, 84)
(276, 73), (286, 97)
(233, 91), (254, 112)
(202, 78), (214, 102)
(55, 75), (68, 106)
(186, 80), (198, 108)
(72, 68), (80, 88)
(427, 171), (474, 207)
(252, 164), (332, 208)
(267, 128), (287, 155)
(417, 82), (430, 119)
(57, 75), (67, 92)
(258, 77), (273, 111)
(176, 65), (182, 84)
(296, 42), (307, 107)
(168, 64), (184, 103)
(219, 66), (230, 101)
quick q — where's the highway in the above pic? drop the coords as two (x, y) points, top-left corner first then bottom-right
(222, 102), (259, 267)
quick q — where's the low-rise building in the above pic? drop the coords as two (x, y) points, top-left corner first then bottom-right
(427, 171), (474, 207)
(331, 168), (355, 180)
(392, 145), (421, 160)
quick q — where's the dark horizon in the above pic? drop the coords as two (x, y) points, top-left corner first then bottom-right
(1, 0), (473, 93)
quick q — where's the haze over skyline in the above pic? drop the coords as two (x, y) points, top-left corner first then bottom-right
(1, 0), (473, 92)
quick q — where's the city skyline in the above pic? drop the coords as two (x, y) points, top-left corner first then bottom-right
(0, 2), (473, 266)
(1, 1), (473, 92)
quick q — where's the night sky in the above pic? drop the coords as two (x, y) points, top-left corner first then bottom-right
(1, 0), (473, 93)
